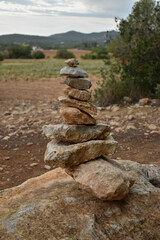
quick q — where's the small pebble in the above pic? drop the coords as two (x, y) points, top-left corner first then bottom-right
(30, 163), (38, 167)
(3, 136), (10, 141)
(13, 148), (19, 151)
(44, 165), (51, 170)
(27, 142), (33, 146)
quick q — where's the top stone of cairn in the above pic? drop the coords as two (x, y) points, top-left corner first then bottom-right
(60, 58), (88, 78)
(65, 58), (79, 67)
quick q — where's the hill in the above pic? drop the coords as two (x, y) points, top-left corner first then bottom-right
(0, 30), (119, 49)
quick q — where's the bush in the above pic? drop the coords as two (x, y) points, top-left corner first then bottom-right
(82, 47), (109, 59)
(94, 57), (129, 105)
(54, 49), (75, 59)
(32, 50), (45, 59)
(8, 45), (32, 59)
(155, 84), (160, 99)
(0, 53), (4, 61)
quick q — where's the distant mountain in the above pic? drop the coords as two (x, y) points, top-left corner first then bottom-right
(0, 30), (119, 49)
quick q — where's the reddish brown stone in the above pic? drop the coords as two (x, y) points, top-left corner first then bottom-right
(60, 107), (96, 125)
(64, 87), (91, 101)
(58, 96), (97, 116)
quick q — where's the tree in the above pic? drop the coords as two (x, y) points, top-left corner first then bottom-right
(32, 50), (45, 59)
(81, 47), (109, 59)
(94, 0), (160, 105)
(54, 49), (75, 59)
(8, 45), (32, 59)
(118, 0), (160, 98)
(0, 53), (4, 61)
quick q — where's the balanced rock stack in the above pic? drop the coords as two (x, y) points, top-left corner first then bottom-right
(43, 59), (133, 200)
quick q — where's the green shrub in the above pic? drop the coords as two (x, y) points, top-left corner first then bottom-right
(8, 45), (32, 59)
(2, 51), (9, 59)
(155, 84), (160, 99)
(82, 47), (109, 59)
(54, 49), (75, 59)
(0, 53), (4, 61)
(94, 57), (129, 105)
(32, 50), (45, 59)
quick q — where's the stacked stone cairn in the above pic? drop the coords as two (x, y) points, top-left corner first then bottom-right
(43, 58), (133, 200)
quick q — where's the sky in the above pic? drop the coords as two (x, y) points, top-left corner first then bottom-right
(0, 0), (138, 36)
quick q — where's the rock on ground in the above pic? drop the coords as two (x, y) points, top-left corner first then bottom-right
(44, 136), (117, 168)
(60, 107), (96, 125)
(0, 161), (160, 240)
(43, 123), (111, 143)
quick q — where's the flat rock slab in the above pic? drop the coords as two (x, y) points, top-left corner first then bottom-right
(64, 87), (91, 101)
(60, 66), (88, 78)
(0, 162), (160, 240)
(62, 77), (91, 90)
(43, 124), (111, 143)
(60, 107), (96, 125)
(58, 96), (97, 115)
(66, 158), (133, 200)
(44, 136), (117, 168)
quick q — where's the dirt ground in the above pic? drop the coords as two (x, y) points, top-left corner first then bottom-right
(0, 77), (160, 190)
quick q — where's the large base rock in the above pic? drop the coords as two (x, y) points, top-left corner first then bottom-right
(44, 136), (117, 168)
(42, 124), (111, 143)
(66, 157), (133, 200)
(0, 161), (160, 240)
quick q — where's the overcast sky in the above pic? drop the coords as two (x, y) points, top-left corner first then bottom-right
(0, 0), (138, 36)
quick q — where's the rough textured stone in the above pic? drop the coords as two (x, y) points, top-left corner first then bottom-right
(66, 157), (133, 200)
(62, 77), (91, 90)
(65, 58), (79, 67)
(43, 124), (111, 143)
(44, 136), (117, 168)
(64, 87), (91, 101)
(141, 163), (160, 188)
(60, 107), (96, 125)
(60, 66), (88, 78)
(0, 162), (160, 240)
(58, 96), (97, 115)
(139, 98), (150, 106)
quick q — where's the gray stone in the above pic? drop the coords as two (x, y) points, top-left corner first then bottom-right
(42, 124), (111, 143)
(60, 66), (88, 78)
(44, 165), (52, 170)
(44, 136), (117, 168)
(62, 77), (91, 90)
